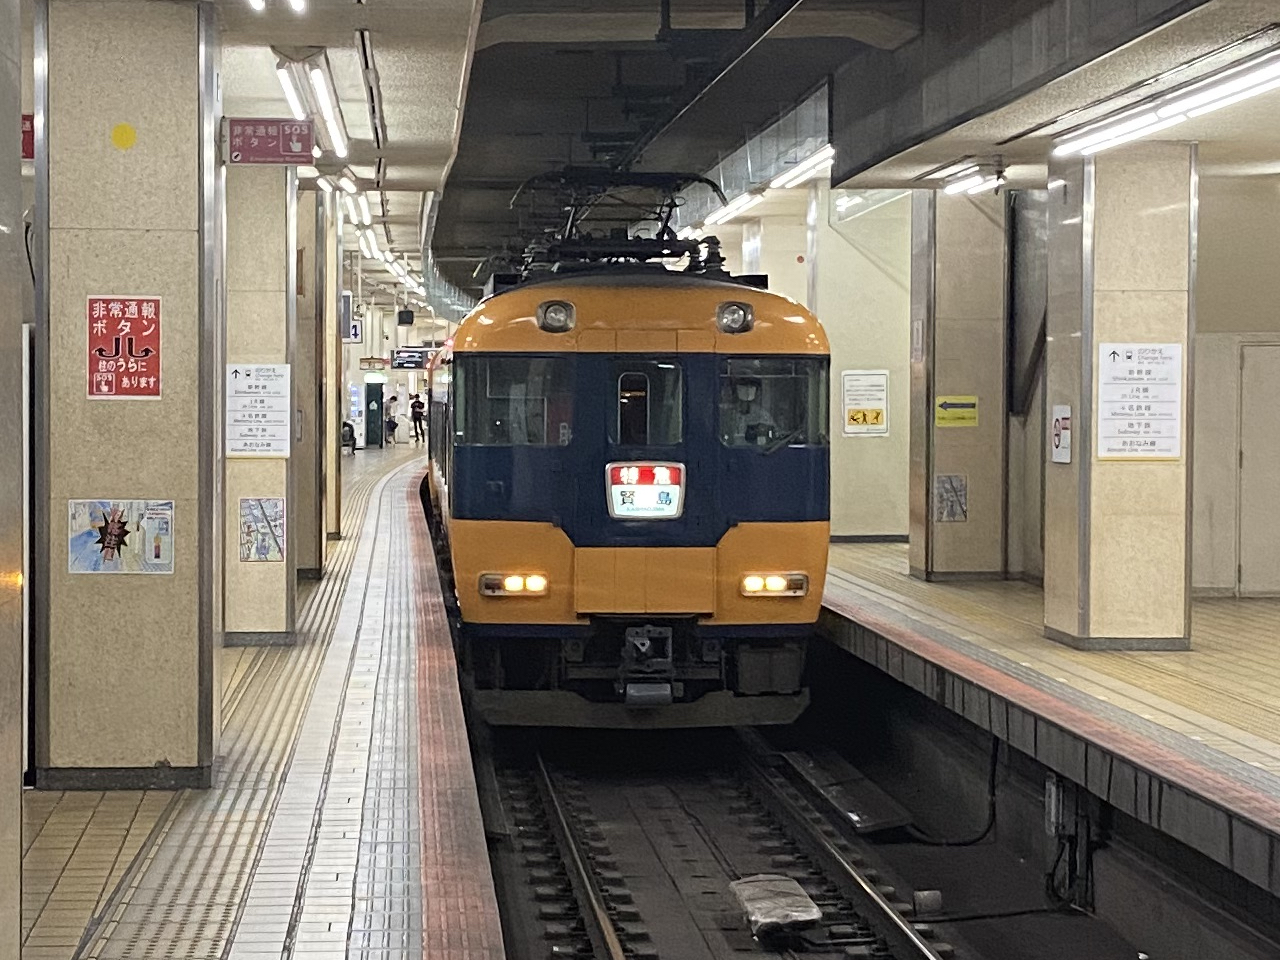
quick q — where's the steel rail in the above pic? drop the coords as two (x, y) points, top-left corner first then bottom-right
(534, 755), (629, 960)
(743, 755), (946, 960)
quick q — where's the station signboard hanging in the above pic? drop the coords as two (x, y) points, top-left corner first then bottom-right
(223, 118), (314, 165)
(87, 296), (162, 399)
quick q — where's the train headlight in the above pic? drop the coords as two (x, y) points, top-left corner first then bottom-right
(740, 573), (808, 597)
(716, 301), (753, 333)
(480, 573), (549, 596)
(537, 300), (576, 332)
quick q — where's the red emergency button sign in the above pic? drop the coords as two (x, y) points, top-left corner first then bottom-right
(606, 461), (685, 520)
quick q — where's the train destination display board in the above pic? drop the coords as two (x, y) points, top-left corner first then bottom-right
(606, 462), (684, 519)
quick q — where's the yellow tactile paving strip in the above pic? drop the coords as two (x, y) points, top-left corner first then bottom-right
(827, 543), (1280, 775)
(19, 444), (425, 960)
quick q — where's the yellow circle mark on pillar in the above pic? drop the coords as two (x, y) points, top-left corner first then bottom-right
(110, 123), (137, 151)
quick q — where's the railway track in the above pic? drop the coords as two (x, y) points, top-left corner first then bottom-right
(488, 731), (956, 960)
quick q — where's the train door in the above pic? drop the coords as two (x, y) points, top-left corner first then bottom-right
(605, 358), (688, 525)
(1238, 344), (1280, 595)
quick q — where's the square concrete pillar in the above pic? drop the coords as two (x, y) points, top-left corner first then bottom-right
(1043, 142), (1195, 650)
(908, 190), (1008, 580)
(0, 0), (24, 947)
(224, 166), (296, 644)
(32, 0), (220, 788)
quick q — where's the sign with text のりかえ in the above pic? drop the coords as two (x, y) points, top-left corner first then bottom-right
(227, 364), (292, 458)
(1097, 343), (1182, 459)
(224, 118), (314, 165)
(88, 296), (161, 398)
(842, 370), (889, 436)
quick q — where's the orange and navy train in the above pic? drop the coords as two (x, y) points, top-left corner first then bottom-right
(424, 269), (830, 727)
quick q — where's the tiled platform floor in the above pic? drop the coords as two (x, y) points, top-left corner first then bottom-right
(826, 543), (1280, 777)
(19, 441), (451, 960)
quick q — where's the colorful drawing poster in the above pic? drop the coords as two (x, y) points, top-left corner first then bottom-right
(239, 498), (286, 562)
(68, 500), (174, 574)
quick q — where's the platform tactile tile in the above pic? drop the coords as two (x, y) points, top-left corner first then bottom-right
(19, 447), (424, 960)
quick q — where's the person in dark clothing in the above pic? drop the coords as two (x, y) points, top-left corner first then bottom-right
(410, 394), (426, 443)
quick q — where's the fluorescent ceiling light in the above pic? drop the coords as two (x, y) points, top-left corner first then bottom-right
(926, 161), (978, 181)
(343, 193), (358, 225)
(276, 65), (306, 122)
(1078, 115), (1186, 155)
(309, 64), (348, 159)
(312, 145), (321, 159)
(287, 0), (305, 10)
(768, 144), (835, 190)
(1156, 55), (1280, 119)
(676, 226), (696, 239)
(1047, 178), (1066, 190)
(1053, 47), (1280, 158)
(705, 191), (763, 226)
(247, 0), (265, 10)
(357, 194), (372, 226)
(338, 176), (357, 195)
(943, 173), (985, 194)
(358, 234), (372, 259)
(966, 174), (1005, 195)
(316, 177), (333, 193)
(709, 194), (764, 224)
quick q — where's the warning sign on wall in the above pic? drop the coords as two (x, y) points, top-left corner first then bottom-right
(841, 370), (889, 436)
(87, 296), (162, 399)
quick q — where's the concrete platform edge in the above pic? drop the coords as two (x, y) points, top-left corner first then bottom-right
(817, 599), (1280, 897)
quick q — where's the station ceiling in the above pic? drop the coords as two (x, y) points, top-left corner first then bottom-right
(431, 0), (921, 294)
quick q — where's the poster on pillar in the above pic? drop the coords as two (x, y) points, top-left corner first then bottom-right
(841, 370), (889, 436)
(87, 296), (162, 399)
(67, 499), (174, 574)
(239, 498), (286, 562)
(226, 364), (292, 457)
(1097, 343), (1182, 460)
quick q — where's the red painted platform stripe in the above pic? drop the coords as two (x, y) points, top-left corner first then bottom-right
(824, 591), (1280, 834)
(409, 472), (507, 959)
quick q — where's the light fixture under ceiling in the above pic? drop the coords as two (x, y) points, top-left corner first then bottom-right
(309, 60), (348, 159)
(768, 144), (835, 190)
(704, 192), (764, 226)
(1053, 45), (1280, 157)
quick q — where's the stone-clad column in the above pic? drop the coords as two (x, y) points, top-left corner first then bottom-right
(908, 190), (1008, 579)
(33, 0), (220, 788)
(0, 0), (24, 947)
(1044, 142), (1195, 650)
(293, 189), (323, 580)
(224, 165), (296, 644)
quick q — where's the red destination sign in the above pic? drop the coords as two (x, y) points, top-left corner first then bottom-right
(88, 296), (162, 399)
(608, 464), (683, 486)
(21, 114), (33, 161)
(225, 118), (314, 165)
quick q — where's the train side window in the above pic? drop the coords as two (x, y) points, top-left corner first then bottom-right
(609, 360), (682, 447)
(718, 357), (829, 449)
(456, 355), (573, 446)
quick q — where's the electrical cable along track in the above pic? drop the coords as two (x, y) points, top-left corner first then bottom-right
(485, 731), (954, 960)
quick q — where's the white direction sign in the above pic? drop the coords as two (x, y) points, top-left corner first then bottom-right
(1097, 343), (1182, 460)
(227, 363), (291, 458)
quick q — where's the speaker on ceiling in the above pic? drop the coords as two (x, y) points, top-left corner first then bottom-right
(397, 309), (414, 326)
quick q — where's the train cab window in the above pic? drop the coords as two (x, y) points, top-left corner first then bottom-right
(456, 355), (573, 446)
(719, 357), (828, 450)
(609, 360), (682, 447)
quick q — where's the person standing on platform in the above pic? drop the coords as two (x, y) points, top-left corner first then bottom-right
(410, 393), (425, 444)
(385, 394), (400, 445)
